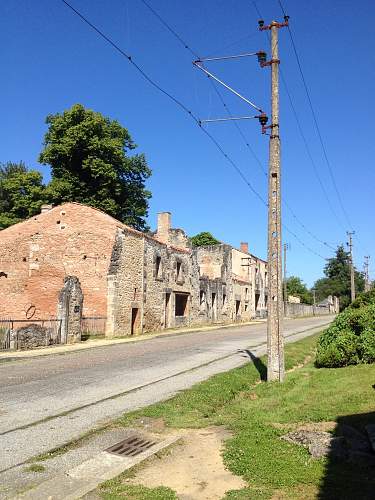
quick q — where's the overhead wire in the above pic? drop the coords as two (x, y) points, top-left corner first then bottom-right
(280, 1), (352, 229)
(139, 0), (334, 255)
(252, 0), (346, 233)
(61, 0), (266, 207)
(277, 0), (369, 261)
(61, 0), (328, 260)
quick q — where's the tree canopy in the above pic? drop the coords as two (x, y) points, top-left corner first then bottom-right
(190, 231), (220, 247)
(0, 162), (47, 229)
(284, 276), (313, 304)
(313, 245), (365, 310)
(39, 104), (151, 231)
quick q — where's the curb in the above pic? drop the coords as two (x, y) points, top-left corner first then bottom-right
(0, 320), (266, 361)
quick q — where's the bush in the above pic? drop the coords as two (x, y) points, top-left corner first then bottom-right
(316, 329), (359, 367)
(316, 290), (375, 368)
(359, 329), (375, 363)
(349, 288), (375, 309)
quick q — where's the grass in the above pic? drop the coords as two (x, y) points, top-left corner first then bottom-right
(97, 332), (375, 499)
(99, 483), (177, 500)
(24, 463), (46, 473)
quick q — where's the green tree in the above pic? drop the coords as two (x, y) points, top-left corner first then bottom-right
(0, 162), (47, 229)
(284, 275), (313, 304)
(39, 104), (151, 231)
(190, 231), (220, 247)
(313, 245), (365, 310)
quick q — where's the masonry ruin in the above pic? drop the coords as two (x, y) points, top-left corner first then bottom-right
(0, 202), (268, 341)
(105, 210), (268, 336)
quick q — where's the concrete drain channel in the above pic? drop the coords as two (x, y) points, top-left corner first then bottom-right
(106, 434), (158, 457)
(19, 432), (181, 499)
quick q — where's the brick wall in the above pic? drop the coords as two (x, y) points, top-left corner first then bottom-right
(0, 203), (123, 319)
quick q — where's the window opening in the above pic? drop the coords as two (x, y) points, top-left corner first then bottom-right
(235, 300), (241, 315)
(155, 255), (162, 279)
(176, 261), (182, 281)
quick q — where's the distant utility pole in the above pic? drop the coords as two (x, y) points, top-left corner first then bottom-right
(347, 231), (356, 302)
(364, 255), (370, 292)
(283, 243), (289, 303)
(312, 288), (316, 306)
(259, 16), (289, 382)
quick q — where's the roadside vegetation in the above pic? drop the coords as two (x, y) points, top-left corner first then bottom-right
(316, 289), (375, 367)
(96, 331), (375, 500)
(1, 104), (151, 231)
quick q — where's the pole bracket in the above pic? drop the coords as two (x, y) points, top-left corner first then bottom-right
(258, 17), (289, 31)
(260, 59), (280, 67)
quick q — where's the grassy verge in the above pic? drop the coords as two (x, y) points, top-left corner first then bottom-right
(97, 332), (375, 499)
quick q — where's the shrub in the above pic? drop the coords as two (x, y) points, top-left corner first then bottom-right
(316, 329), (359, 367)
(358, 329), (375, 363)
(316, 293), (375, 368)
(349, 288), (375, 309)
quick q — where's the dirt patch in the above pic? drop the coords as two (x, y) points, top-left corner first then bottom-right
(286, 354), (313, 373)
(270, 484), (319, 500)
(126, 426), (245, 499)
(272, 421), (337, 432)
(133, 416), (167, 433)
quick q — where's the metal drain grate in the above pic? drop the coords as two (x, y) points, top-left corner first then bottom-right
(106, 435), (157, 457)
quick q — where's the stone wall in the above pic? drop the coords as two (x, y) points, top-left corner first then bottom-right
(106, 229), (144, 337)
(107, 228), (204, 336)
(106, 233), (270, 337)
(14, 324), (54, 350)
(1, 204), (270, 338)
(0, 203), (124, 319)
(284, 302), (333, 318)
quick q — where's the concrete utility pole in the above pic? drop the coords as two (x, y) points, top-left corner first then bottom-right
(364, 255), (370, 292)
(283, 243), (289, 303)
(259, 17), (289, 382)
(347, 231), (356, 302)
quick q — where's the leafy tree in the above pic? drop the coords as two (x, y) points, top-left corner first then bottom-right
(284, 275), (313, 304)
(39, 104), (151, 231)
(190, 231), (220, 247)
(313, 245), (365, 310)
(0, 162), (47, 229)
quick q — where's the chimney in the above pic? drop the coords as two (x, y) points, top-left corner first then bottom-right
(156, 212), (171, 244)
(40, 204), (53, 214)
(240, 242), (249, 253)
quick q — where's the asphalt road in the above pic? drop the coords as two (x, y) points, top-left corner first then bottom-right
(0, 316), (332, 472)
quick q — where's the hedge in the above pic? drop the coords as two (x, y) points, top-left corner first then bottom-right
(316, 290), (375, 368)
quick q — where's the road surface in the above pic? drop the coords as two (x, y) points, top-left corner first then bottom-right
(0, 316), (332, 472)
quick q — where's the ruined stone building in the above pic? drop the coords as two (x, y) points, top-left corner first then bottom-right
(0, 203), (268, 336)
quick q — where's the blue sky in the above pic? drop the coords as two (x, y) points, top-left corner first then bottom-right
(2, 0), (374, 286)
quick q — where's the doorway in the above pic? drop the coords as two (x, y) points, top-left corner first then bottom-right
(131, 308), (140, 335)
(212, 292), (217, 321)
(165, 293), (171, 328)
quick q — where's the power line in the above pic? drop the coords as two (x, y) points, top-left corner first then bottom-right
(61, 0), (266, 207)
(61, 0), (327, 261)
(140, 0), (336, 254)
(202, 32), (260, 59)
(277, 0), (352, 230)
(251, 0), (345, 232)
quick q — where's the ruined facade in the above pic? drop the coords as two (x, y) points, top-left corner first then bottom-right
(0, 203), (268, 335)
(106, 212), (268, 336)
(0, 203), (124, 319)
